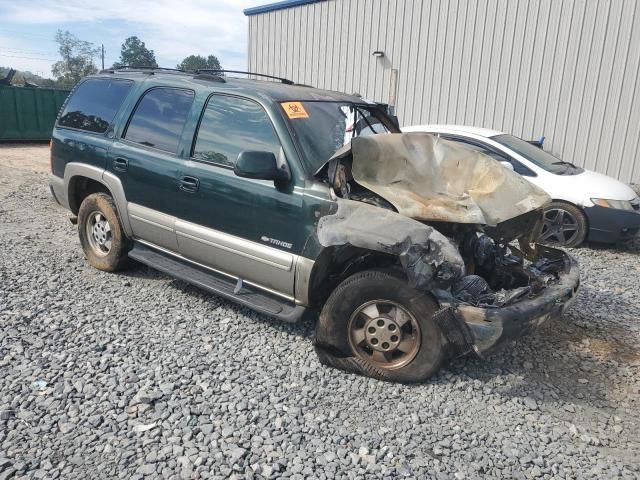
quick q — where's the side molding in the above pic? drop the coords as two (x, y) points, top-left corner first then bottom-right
(294, 256), (314, 306)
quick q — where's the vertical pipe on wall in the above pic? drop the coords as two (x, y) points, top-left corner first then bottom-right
(388, 68), (399, 116)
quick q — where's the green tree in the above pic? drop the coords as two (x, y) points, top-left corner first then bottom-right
(115, 36), (157, 68)
(176, 54), (221, 72)
(51, 30), (99, 86)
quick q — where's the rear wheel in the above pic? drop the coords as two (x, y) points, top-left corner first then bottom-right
(540, 201), (587, 247)
(78, 193), (131, 271)
(314, 269), (445, 383)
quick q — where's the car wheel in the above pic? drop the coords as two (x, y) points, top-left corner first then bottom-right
(314, 269), (445, 383)
(78, 192), (131, 272)
(540, 201), (588, 247)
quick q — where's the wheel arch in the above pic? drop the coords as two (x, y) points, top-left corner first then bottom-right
(64, 162), (133, 236)
(306, 245), (398, 309)
(543, 199), (590, 246)
(547, 198), (590, 230)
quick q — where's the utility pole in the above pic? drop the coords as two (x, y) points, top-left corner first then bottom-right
(101, 44), (105, 70)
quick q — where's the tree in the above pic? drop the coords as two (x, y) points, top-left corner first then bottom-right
(51, 30), (99, 86)
(176, 54), (221, 72)
(115, 36), (157, 68)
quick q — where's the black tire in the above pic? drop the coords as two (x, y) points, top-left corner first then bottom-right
(540, 201), (588, 247)
(78, 192), (131, 272)
(314, 269), (445, 383)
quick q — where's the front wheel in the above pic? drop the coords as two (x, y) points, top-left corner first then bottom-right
(314, 269), (445, 383)
(539, 201), (588, 247)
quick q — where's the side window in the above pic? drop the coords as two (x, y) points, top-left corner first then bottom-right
(441, 135), (535, 176)
(57, 78), (133, 133)
(193, 95), (281, 167)
(507, 159), (535, 176)
(124, 88), (194, 154)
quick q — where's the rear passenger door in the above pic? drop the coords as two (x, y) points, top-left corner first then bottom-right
(108, 86), (195, 252)
(174, 94), (304, 298)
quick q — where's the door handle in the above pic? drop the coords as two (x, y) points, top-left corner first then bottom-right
(179, 175), (200, 193)
(113, 157), (128, 172)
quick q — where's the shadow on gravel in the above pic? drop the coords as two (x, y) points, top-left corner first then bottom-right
(119, 261), (318, 339)
(120, 255), (639, 409)
(583, 239), (640, 254)
(434, 280), (639, 401)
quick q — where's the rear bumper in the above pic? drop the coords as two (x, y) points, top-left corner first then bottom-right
(48, 174), (68, 209)
(453, 255), (580, 355)
(584, 205), (640, 243)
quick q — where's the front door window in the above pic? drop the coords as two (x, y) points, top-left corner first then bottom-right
(193, 95), (282, 167)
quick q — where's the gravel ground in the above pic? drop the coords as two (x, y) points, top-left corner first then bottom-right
(1, 145), (639, 479)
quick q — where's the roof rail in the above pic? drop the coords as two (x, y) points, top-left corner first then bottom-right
(196, 69), (294, 85)
(192, 73), (226, 83)
(100, 65), (188, 75)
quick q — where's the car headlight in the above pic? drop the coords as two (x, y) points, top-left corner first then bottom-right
(591, 198), (635, 211)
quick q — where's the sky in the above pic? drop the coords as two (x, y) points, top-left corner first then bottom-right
(0, 0), (260, 78)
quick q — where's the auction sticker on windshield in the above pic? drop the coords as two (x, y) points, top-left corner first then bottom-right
(281, 102), (309, 119)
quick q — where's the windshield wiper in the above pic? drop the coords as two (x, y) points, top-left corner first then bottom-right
(552, 161), (577, 168)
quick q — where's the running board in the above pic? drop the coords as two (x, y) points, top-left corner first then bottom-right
(128, 242), (306, 323)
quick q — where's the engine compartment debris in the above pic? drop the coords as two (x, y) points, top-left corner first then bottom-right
(316, 133), (569, 311)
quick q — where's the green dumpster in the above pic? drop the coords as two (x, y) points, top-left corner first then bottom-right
(0, 85), (70, 141)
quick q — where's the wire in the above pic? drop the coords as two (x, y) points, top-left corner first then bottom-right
(0, 47), (58, 56)
(0, 53), (58, 61)
(0, 28), (58, 41)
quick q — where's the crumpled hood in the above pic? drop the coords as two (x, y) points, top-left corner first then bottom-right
(346, 133), (551, 225)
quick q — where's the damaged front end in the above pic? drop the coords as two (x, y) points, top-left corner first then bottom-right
(315, 133), (580, 357)
(435, 235), (579, 356)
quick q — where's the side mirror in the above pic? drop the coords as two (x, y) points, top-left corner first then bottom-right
(500, 160), (515, 171)
(234, 151), (290, 181)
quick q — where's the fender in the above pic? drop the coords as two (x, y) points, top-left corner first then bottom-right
(316, 199), (465, 291)
(63, 162), (133, 237)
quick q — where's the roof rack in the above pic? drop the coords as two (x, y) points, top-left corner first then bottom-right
(100, 65), (188, 75)
(99, 66), (294, 86)
(196, 69), (294, 85)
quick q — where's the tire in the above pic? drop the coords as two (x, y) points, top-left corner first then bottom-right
(540, 201), (588, 247)
(78, 192), (131, 272)
(314, 269), (445, 383)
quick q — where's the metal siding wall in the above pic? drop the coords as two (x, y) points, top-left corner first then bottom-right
(248, 0), (640, 183)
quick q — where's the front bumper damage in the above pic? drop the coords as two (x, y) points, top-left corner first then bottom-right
(317, 200), (581, 359)
(436, 251), (580, 356)
(314, 134), (582, 373)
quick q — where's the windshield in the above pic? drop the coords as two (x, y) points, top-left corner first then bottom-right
(491, 134), (581, 174)
(282, 101), (395, 172)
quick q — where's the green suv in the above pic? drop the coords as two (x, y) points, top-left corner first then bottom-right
(49, 68), (580, 382)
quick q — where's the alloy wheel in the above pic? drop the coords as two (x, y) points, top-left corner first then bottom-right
(541, 208), (580, 246)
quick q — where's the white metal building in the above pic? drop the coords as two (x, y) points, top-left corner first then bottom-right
(245, 0), (640, 183)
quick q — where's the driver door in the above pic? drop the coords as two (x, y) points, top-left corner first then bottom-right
(174, 94), (305, 298)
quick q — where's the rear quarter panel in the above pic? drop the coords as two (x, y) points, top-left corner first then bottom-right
(50, 78), (146, 178)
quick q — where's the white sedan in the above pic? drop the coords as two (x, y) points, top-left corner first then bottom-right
(403, 124), (640, 247)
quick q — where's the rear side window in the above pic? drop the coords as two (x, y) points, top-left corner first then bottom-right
(124, 88), (194, 154)
(57, 78), (133, 133)
(192, 95), (281, 167)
